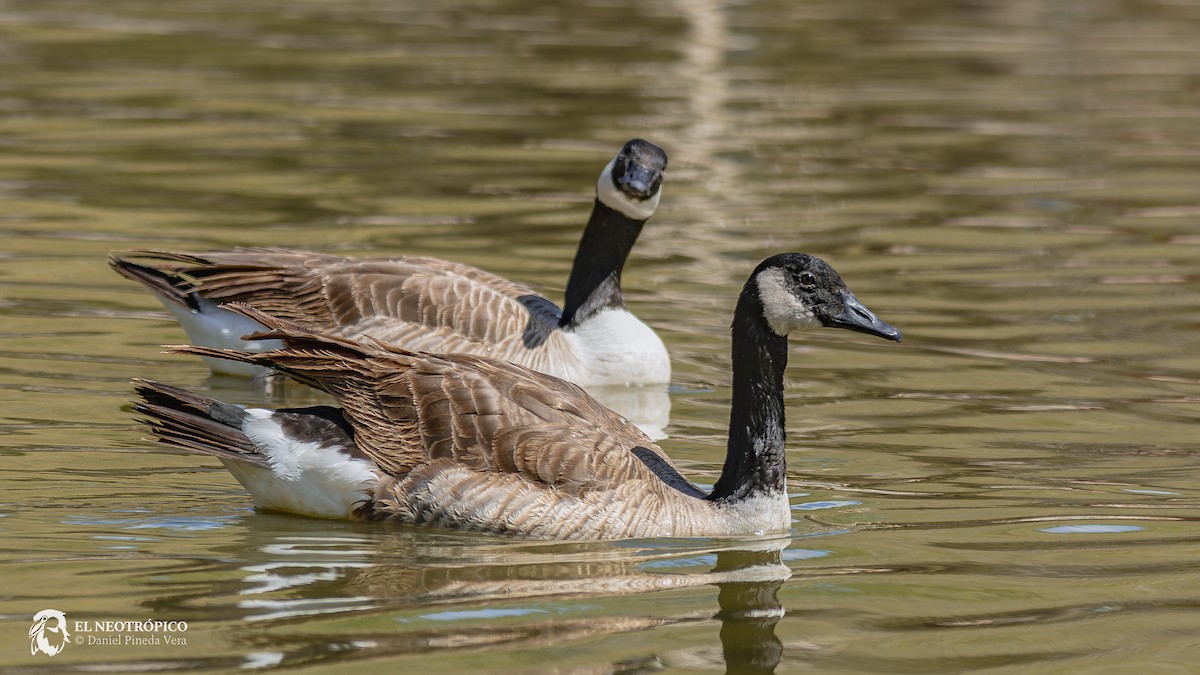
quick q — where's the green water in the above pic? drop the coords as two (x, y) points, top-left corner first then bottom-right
(2, 0), (1199, 672)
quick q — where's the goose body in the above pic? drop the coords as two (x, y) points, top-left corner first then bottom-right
(133, 254), (901, 540)
(110, 139), (670, 387)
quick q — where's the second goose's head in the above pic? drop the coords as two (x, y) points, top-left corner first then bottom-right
(751, 253), (902, 342)
(597, 138), (668, 221)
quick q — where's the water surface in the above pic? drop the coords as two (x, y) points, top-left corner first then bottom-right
(2, 0), (1199, 672)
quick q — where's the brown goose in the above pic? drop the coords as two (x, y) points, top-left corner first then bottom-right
(109, 139), (669, 387)
(132, 253), (901, 540)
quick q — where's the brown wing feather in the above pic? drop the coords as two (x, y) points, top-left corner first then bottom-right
(112, 249), (558, 355)
(174, 304), (680, 496)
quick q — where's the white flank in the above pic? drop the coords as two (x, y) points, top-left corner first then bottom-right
(158, 297), (284, 377)
(567, 308), (670, 386)
(222, 410), (377, 519)
(596, 157), (661, 220)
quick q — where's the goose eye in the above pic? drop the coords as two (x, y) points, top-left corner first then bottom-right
(798, 272), (817, 289)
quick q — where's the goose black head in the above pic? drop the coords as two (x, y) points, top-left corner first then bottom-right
(752, 253), (902, 342)
(597, 138), (667, 220)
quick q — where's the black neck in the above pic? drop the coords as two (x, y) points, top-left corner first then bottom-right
(708, 283), (789, 503)
(559, 198), (645, 328)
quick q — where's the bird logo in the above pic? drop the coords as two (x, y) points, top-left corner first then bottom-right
(29, 609), (71, 656)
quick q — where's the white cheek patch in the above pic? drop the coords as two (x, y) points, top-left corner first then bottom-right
(756, 268), (820, 336)
(596, 157), (661, 220)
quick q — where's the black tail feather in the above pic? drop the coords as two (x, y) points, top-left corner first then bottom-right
(131, 379), (269, 468)
(109, 255), (199, 311)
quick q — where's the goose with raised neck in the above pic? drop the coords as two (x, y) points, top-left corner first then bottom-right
(108, 138), (670, 388)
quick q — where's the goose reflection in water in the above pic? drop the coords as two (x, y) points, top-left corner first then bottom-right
(166, 525), (793, 673)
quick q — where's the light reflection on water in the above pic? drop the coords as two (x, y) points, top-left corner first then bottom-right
(2, 0), (1200, 672)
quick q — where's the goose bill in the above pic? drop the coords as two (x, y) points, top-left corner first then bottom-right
(614, 162), (661, 200)
(829, 291), (902, 342)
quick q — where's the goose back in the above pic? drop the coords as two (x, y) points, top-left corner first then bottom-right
(112, 248), (672, 385)
(156, 305), (777, 539)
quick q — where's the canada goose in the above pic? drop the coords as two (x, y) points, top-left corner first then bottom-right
(109, 139), (670, 387)
(132, 253), (900, 539)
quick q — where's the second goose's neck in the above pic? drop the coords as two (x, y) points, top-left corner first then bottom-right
(708, 284), (789, 504)
(559, 199), (645, 329)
